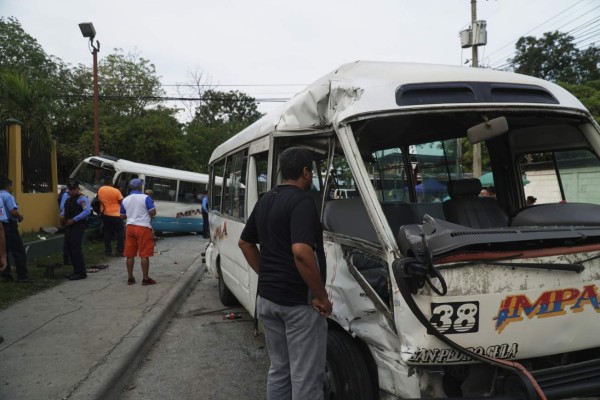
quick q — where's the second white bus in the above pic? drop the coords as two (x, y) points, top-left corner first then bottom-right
(70, 155), (220, 234)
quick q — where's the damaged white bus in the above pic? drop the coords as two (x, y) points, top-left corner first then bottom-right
(205, 61), (600, 399)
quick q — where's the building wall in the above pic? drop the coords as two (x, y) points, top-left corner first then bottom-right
(6, 121), (60, 233)
(525, 168), (600, 204)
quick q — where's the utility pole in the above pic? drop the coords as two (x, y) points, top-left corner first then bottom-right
(79, 22), (101, 156)
(471, 0), (479, 69)
(470, 0), (482, 178)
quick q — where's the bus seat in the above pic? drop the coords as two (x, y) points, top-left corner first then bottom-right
(443, 179), (508, 229)
(323, 198), (378, 243)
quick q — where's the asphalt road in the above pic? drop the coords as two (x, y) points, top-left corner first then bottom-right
(119, 270), (270, 400)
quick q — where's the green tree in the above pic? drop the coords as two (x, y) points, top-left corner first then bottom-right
(510, 31), (600, 84)
(105, 107), (190, 168)
(0, 17), (57, 80)
(0, 17), (65, 140)
(1, 17), (263, 179)
(560, 80), (600, 125)
(56, 49), (191, 173)
(186, 90), (263, 171)
(193, 90), (262, 126)
(99, 50), (164, 117)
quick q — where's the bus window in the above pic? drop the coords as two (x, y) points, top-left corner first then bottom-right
(211, 159), (225, 212)
(72, 161), (115, 191)
(114, 172), (137, 196)
(370, 148), (410, 202)
(520, 149), (600, 205)
(328, 155), (356, 199)
(223, 150), (248, 219)
(255, 152), (269, 198)
(145, 176), (177, 201)
(178, 180), (204, 203)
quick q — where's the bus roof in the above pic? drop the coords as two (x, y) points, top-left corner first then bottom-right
(210, 61), (587, 162)
(84, 156), (208, 181)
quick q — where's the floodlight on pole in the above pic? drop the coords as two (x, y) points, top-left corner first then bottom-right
(79, 22), (101, 156)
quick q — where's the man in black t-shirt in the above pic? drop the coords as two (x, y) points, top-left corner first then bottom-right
(239, 147), (332, 400)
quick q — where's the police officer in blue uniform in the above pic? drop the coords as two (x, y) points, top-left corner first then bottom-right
(58, 185), (71, 266)
(60, 180), (91, 280)
(0, 177), (31, 283)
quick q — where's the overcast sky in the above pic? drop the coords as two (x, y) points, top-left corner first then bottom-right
(2, 0), (599, 114)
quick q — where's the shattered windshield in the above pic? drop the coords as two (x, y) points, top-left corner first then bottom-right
(71, 162), (115, 191)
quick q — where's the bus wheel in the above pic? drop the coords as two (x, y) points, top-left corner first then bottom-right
(324, 330), (374, 400)
(217, 265), (238, 306)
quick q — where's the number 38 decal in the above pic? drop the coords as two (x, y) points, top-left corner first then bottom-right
(429, 301), (479, 334)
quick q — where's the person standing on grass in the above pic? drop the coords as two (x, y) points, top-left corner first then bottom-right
(0, 177), (32, 283)
(97, 176), (125, 257)
(120, 178), (157, 286)
(0, 222), (7, 343)
(58, 185), (71, 266)
(61, 179), (91, 281)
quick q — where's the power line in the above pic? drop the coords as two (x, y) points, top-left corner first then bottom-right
(162, 83), (307, 87)
(486, 0), (600, 68)
(567, 16), (600, 36)
(58, 95), (290, 103)
(574, 28), (600, 43)
(554, 4), (600, 32)
(485, 0), (588, 59)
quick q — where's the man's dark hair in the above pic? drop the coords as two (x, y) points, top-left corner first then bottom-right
(280, 147), (312, 180)
(0, 177), (12, 190)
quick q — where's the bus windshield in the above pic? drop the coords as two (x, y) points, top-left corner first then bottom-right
(72, 161), (116, 191)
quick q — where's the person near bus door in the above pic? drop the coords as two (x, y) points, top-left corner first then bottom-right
(238, 147), (332, 400)
(61, 179), (91, 281)
(97, 176), (125, 256)
(201, 190), (209, 239)
(0, 177), (32, 283)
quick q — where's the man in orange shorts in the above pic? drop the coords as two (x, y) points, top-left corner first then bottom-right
(120, 178), (157, 286)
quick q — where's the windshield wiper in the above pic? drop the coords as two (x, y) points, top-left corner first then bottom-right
(439, 261), (584, 273)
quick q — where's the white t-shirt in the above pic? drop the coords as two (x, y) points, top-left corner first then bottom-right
(120, 191), (156, 228)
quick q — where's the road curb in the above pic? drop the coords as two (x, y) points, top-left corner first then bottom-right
(68, 255), (206, 400)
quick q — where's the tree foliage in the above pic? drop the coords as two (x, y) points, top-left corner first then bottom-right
(185, 90), (263, 171)
(193, 90), (262, 126)
(559, 80), (600, 125)
(508, 31), (600, 123)
(1, 17), (263, 180)
(510, 31), (600, 84)
(0, 17), (65, 140)
(0, 17), (58, 79)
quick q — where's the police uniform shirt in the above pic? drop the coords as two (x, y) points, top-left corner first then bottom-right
(0, 190), (18, 223)
(62, 194), (92, 222)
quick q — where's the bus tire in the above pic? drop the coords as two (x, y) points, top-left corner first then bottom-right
(324, 330), (374, 400)
(218, 264), (238, 306)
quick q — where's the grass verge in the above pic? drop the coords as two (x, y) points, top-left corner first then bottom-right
(0, 233), (108, 310)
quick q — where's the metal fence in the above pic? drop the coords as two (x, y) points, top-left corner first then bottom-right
(21, 127), (52, 193)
